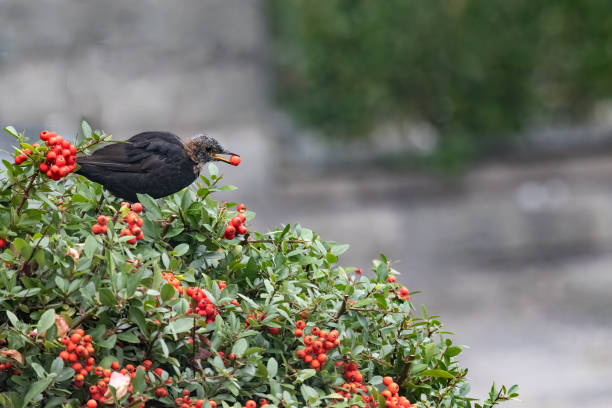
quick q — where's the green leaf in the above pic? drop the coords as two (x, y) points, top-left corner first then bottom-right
(160, 283), (176, 302)
(330, 244), (349, 256)
(81, 120), (92, 140)
(164, 317), (194, 334)
(6, 311), (19, 327)
(128, 305), (148, 336)
(132, 368), (146, 393)
(21, 373), (56, 408)
(208, 163), (219, 178)
(446, 346), (462, 357)
(418, 369), (454, 379)
(296, 369), (316, 382)
(231, 338), (248, 357)
(267, 357), (278, 378)
(83, 235), (98, 258)
(37, 309), (55, 334)
(172, 243), (189, 257)
(99, 288), (116, 306)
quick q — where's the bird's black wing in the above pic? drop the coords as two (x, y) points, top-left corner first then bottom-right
(77, 132), (185, 173)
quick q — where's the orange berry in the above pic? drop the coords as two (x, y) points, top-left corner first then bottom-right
(86, 399), (97, 408)
(388, 382), (400, 394)
(70, 333), (82, 343)
(382, 376), (394, 386)
(311, 326), (320, 336)
(296, 320), (306, 329)
(245, 400), (256, 408)
(317, 353), (327, 363)
(303, 335), (314, 345)
(294, 329), (303, 337)
(111, 361), (119, 370)
(59, 351), (70, 361)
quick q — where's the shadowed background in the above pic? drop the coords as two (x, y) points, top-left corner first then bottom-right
(2, 1), (612, 406)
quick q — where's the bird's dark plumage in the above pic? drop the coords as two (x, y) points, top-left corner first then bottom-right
(76, 131), (237, 202)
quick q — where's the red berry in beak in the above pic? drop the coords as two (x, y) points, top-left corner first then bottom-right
(229, 155), (241, 166)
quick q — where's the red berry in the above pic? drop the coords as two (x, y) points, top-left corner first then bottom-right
(0, 238), (5, 248)
(23, 149), (32, 156)
(111, 361), (119, 370)
(14, 154), (25, 164)
(245, 401), (256, 408)
(236, 203), (246, 213)
(154, 368), (163, 376)
(40, 131), (50, 141)
(388, 382), (400, 394)
(294, 329), (303, 337)
(46, 151), (57, 162)
(225, 225), (236, 236)
(155, 387), (167, 398)
(86, 400), (97, 408)
(237, 225), (248, 235)
(230, 216), (242, 228)
(131, 203), (143, 213)
(59, 350), (70, 361)
(91, 224), (102, 234)
(229, 155), (241, 166)
(387, 274), (396, 282)
(355, 268), (362, 274)
(39, 162), (49, 172)
(97, 215), (107, 225)
(71, 333), (82, 343)
(399, 286), (409, 296)
(296, 320), (306, 329)
(55, 155), (66, 166)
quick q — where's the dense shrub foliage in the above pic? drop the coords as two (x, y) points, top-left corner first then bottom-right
(0, 124), (518, 407)
(268, 0), (612, 167)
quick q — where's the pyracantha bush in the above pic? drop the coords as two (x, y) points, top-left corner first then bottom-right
(0, 123), (518, 407)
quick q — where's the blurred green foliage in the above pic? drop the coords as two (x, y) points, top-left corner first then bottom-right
(267, 0), (612, 167)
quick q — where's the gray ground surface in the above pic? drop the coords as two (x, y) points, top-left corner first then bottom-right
(1, 1), (611, 406)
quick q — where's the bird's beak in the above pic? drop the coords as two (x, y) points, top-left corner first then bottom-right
(210, 152), (237, 164)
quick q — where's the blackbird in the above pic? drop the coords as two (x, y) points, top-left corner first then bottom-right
(76, 131), (238, 202)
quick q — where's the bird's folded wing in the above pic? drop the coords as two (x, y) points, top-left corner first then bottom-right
(78, 134), (183, 173)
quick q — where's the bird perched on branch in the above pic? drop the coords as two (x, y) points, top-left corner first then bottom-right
(76, 131), (239, 202)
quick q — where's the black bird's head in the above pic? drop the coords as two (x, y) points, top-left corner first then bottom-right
(185, 134), (238, 166)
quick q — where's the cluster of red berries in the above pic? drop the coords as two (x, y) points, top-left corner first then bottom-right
(119, 202), (144, 244)
(378, 376), (416, 408)
(223, 203), (247, 239)
(38, 131), (78, 180)
(186, 286), (219, 323)
(295, 322), (340, 371)
(243, 310), (279, 335)
(170, 389), (215, 408)
(162, 272), (184, 295)
(91, 215), (108, 235)
(334, 380), (373, 407)
(240, 399), (268, 408)
(0, 361), (17, 374)
(58, 329), (96, 388)
(398, 286), (410, 301)
(13, 148), (33, 165)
